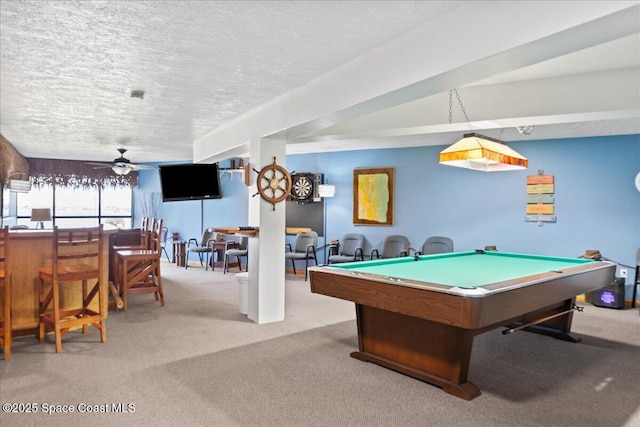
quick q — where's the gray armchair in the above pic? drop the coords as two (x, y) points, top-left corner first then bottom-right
(224, 235), (248, 274)
(285, 231), (318, 281)
(160, 226), (171, 262)
(328, 233), (365, 264)
(185, 228), (216, 269)
(370, 235), (410, 259)
(420, 236), (454, 255)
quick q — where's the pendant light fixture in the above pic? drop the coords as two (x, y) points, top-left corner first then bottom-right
(439, 89), (528, 172)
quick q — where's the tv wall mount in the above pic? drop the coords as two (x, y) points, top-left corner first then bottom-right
(253, 157), (292, 210)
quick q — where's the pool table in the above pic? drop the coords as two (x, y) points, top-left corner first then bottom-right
(308, 250), (615, 400)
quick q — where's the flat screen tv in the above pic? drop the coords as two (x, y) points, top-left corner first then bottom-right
(159, 163), (222, 202)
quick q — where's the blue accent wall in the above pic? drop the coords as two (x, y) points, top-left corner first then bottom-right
(136, 160), (249, 261)
(136, 134), (640, 296)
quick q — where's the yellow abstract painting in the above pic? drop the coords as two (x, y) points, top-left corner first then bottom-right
(353, 168), (394, 225)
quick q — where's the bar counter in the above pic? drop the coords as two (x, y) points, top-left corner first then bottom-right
(8, 227), (119, 335)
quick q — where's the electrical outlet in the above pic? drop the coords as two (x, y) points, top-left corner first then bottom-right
(620, 269), (627, 278)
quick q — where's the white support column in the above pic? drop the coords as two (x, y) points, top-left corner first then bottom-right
(246, 136), (287, 324)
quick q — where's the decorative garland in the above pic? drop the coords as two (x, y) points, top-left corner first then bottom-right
(27, 157), (137, 189)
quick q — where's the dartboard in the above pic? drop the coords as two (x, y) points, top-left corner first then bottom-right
(292, 175), (313, 200)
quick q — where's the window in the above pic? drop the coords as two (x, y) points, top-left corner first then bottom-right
(16, 184), (132, 228)
(101, 186), (133, 228)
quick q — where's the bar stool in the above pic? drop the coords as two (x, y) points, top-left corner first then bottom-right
(116, 218), (165, 311)
(0, 226), (12, 360)
(110, 222), (148, 311)
(37, 225), (106, 353)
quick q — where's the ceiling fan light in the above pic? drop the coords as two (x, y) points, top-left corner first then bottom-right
(112, 165), (131, 175)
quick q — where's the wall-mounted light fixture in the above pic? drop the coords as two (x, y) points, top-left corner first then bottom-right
(317, 184), (336, 198)
(7, 172), (31, 193)
(318, 182), (336, 263)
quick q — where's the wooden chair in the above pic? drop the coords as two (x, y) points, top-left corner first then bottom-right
(37, 225), (106, 353)
(109, 228), (145, 311)
(116, 218), (165, 311)
(140, 216), (151, 248)
(0, 227), (12, 360)
(110, 220), (149, 310)
(208, 234), (239, 272)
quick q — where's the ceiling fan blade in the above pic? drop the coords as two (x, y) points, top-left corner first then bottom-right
(131, 164), (158, 170)
(84, 149), (157, 172)
(86, 162), (115, 168)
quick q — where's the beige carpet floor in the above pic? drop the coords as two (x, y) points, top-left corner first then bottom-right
(1, 261), (639, 426)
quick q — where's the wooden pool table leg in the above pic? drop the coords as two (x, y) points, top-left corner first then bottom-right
(350, 350), (481, 400)
(353, 304), (481, 400)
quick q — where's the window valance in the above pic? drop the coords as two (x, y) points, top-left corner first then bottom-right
(27, 157), (137, 189)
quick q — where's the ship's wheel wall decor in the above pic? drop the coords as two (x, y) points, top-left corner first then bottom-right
(252, 157), (292, 210)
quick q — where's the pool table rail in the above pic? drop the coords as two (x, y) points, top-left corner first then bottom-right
(309, 260), (615, 330)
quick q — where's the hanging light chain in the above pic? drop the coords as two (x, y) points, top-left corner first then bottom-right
(448, 88), (470, 126)
(448, 90), (453, 124)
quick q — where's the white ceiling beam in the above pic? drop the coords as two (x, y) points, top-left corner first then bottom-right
(294, 68), (640, 141)
(194, 1), (639, 163)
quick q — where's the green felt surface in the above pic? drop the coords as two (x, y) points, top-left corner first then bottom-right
(332, 251), (594, 288)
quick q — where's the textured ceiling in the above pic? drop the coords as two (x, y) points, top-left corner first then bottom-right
(1, 1), (639, 166)
(0, 0), (462, 163)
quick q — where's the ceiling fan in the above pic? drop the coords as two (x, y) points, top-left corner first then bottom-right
(86, 148), (157, 176)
